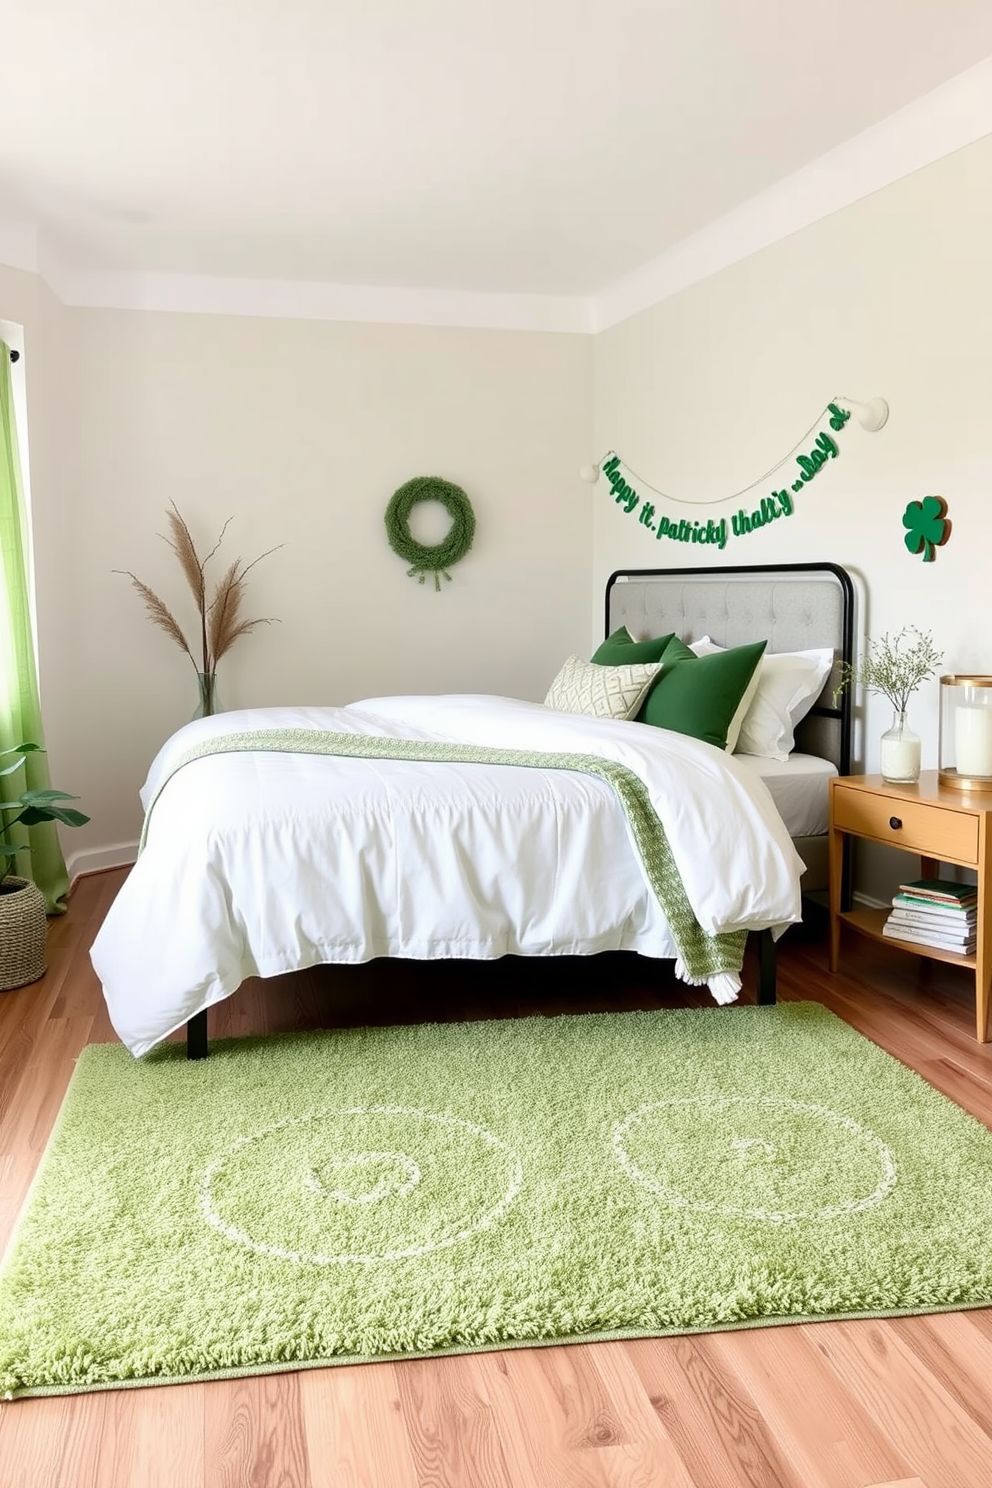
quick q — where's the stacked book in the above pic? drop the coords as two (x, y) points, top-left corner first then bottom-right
(883, 878), (978, 955)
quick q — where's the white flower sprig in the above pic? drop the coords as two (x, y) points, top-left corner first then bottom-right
(834, 626), (943, 714)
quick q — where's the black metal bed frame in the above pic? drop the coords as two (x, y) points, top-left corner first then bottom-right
(603, 560), (856, 1016)
(603, 560), (855, 775)
(185, 561), (854, 1057)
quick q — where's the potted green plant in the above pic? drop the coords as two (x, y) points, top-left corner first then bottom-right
(834, 627), (943, 784)
(0, 742), (89, 990)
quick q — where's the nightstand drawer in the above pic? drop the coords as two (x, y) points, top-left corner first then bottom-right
(832, 789), (979, 863)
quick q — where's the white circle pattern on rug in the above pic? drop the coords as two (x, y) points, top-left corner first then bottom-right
(612, 1095), (898, 1224)
(201, 1105), (523, 1265)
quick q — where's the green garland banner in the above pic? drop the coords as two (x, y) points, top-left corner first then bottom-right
(600, 402), (854, 550)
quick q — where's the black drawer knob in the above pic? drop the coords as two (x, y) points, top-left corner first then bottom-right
(889, 816), (902, 830)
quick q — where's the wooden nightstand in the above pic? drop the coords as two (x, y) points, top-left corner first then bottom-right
(828, 772), (992, 1041)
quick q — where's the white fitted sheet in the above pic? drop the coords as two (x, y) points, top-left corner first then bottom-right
(733, 751), (837, 839)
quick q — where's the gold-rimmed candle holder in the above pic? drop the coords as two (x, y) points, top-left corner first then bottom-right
(939, 674), (992, 790)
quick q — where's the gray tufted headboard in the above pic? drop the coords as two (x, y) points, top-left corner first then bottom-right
(605, 562), (855, 775)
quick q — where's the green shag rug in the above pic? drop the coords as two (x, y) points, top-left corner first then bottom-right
(4, 1002), (992, 1398)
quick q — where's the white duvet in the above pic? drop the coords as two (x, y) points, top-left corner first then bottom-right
(90, 695), (805, 1057)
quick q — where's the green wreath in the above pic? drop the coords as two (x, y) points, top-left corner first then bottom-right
(384, 476), (476, 590)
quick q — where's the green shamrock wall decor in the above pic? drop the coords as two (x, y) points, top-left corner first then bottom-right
(902, 495), (949, 562)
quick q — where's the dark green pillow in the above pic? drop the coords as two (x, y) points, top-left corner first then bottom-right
(591, 625), (675, 667)
(639, 636), (767, 749)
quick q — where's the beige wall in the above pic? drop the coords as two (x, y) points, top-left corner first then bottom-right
(593, 134), (992, 896)
(0, 298), (592, 864)
(5, 133), (992, 891)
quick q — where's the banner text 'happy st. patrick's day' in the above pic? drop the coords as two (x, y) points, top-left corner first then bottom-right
(601, 403), (851, 548)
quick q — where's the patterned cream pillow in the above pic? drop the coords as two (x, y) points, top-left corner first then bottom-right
(544, 654), (663, 720)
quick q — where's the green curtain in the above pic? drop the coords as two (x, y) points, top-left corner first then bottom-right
(0, 341), (68, 913)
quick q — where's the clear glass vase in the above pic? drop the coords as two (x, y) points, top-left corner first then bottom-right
(192, 671), (222, 720)
(879, 708), (921, 784)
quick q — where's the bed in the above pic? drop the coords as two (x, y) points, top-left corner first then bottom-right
(90, 561), (853, 1060)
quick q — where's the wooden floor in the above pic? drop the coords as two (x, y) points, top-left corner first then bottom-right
(3, 870), (992, 1488)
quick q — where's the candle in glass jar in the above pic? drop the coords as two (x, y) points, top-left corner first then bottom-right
(955, 703), (992, 777)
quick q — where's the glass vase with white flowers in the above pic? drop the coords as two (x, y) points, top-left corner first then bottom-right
(834, 627), (943, 784)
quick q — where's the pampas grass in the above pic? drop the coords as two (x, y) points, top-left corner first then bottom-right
(117, 505), (280, 709)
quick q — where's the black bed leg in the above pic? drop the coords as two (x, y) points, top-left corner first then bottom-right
(187, 1009), (209, 1060)
(757, 928), (777, 1006)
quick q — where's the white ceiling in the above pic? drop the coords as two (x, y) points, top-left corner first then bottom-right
(2, 0), (992, 322)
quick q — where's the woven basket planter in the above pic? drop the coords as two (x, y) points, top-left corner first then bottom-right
(0, 876), (48, 991)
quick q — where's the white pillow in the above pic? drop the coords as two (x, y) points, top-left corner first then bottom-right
(686, 638), (763, 753)
(689, 637), (834, 761)
(544, 654), (663, 721)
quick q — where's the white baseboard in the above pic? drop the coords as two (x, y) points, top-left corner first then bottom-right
(66, 842), (138, 886)
(800, 888), (888, 916)
(852, 889), (890, 911)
